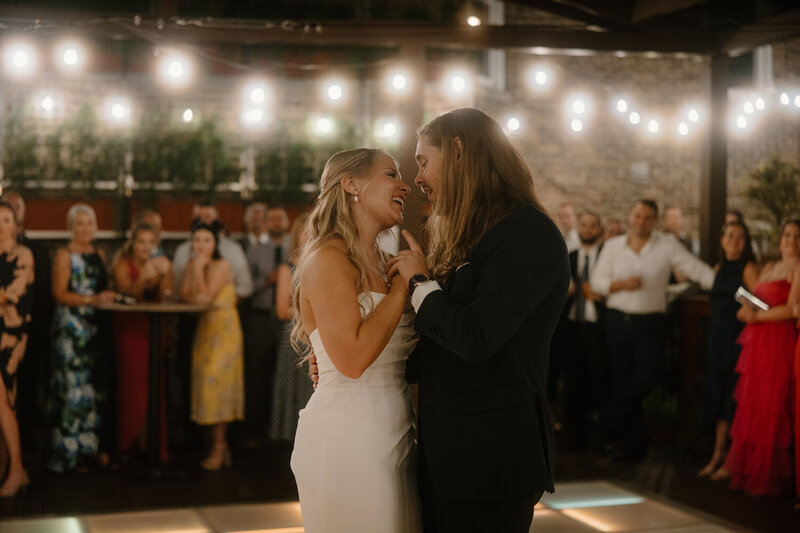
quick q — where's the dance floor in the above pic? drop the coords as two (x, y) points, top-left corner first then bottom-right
(0, 481), (744, 532)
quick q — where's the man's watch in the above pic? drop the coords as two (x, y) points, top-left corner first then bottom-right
(408, 273), (430, 296)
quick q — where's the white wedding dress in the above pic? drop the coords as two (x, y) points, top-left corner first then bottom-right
(291, 292), (421, 533)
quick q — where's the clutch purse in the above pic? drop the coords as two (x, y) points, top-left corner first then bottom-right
(734, 286), (770, 311)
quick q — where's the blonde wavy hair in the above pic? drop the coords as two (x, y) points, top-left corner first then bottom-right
(420, 108), (545, 279)
(290, 148), (393, 355)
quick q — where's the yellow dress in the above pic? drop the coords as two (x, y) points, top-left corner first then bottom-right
(191, 283), (245, 425)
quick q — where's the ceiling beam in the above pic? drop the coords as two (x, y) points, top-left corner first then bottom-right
(630, 0), (710, 23)
(0, 11), (721, 54)
(721, 8), (800, 55)
(507, 0), (630, 30)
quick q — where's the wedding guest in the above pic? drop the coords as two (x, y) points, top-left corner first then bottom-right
(111, 222), (173, 458)
(715, 219), (800, 496)
(269, 213), (313, 441)
(238, 202), (268, 253)
(663, 206), (700, 256)
(0, 201), (34, 498)
(791, 275), (800, 506)
(242, 206), (289, 444)
(698, 222), (758, 477)
(180, 219), (244, 470)
(563, 211), (607, 450)
(47, 204), (117, 473)
(173, 201), (253, 300)
(604, 218), (624, 240)
(132, 208), (165, 257)
(591, 199), (714, 460)
(557, 201), (580, 252)
(3, 192), (53, 452)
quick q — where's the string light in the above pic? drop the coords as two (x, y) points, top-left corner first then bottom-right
(615, 99), (628, 113)
(629, 112), (641, 125)
(467, 16), (482, 27)
(3, 40), (37, 79)
(506, 117), (521, 132)
(678, 122), (689, 136)
(182, 108), (194, 122)
(570, 119), (584, 132)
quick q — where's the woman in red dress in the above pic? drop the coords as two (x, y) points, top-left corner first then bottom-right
(111, 222), (173, 459)
(714, 219), (800, 496)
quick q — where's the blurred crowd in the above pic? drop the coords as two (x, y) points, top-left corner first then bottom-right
(550, 199), (800, 502)
(0, 194), (312, 497)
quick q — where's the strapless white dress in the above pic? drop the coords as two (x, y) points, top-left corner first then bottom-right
(291, 292), (421, 532)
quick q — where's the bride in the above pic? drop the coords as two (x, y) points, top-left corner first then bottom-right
(290, 148), (420, 532)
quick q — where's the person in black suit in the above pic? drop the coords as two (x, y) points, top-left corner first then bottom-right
(389, 108), (570, 533)
(562, 211), (607, 450)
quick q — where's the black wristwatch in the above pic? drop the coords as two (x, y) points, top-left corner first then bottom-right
(408, 273), (430, 296)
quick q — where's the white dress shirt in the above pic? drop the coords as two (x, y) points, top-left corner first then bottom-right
(565, 229), (580, 253)
(591, 232), (714, 315)
(568, 244), (601, 323)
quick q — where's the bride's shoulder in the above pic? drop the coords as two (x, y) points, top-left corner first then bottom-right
(303, 240), (357, 282)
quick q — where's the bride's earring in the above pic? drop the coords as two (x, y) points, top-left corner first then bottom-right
(353, 189), (359, 203)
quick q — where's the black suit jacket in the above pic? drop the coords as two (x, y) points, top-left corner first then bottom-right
(565, 245), (605, 323)
(409, 205), (569, 501)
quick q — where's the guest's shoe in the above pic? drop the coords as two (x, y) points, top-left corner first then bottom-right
(201, 446), (232, 471)
(710, 467), (730, 481)
(0, 471), (30, 498)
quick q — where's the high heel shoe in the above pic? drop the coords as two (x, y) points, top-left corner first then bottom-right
(0, 473), (30, 498)
(201, 447), (232, 471)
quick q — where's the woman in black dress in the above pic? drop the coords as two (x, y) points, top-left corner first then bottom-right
(0, 200), (34, 497)
(699, 221), (758, 477)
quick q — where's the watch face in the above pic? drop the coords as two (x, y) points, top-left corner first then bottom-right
(411, 273), (429, 285)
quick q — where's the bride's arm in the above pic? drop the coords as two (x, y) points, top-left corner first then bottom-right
(302, 246), (407, 379)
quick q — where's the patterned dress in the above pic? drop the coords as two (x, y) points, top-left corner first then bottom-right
(0, 246), (34, 407)
(269, 262), (313, 441)
(47, 251), (111, 472)
(191, 283), (244, 425)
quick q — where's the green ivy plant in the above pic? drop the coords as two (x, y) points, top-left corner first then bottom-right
(743, 155), (800, 233)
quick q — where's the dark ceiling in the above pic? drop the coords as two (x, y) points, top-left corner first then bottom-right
(0, 0), (798, 55)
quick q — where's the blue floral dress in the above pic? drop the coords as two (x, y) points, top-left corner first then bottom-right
(47, 251), (111, 472)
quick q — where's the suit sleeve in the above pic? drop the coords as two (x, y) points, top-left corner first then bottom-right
(414, 219), (567, 364)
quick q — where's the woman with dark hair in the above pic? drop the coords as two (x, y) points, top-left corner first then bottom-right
(699, 222), (758, 478)
(0, 201), (33, 497)
(111, 223), (173, 459)
(389, 108), (569, 531)
(180, 219), (243, 470)
(715, 219), (800, 495)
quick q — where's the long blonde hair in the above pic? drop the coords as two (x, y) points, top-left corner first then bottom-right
(420, 108), (544, 279)
(290, 148), (391, 354)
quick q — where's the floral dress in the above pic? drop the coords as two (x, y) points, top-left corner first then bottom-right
(47, 251), (111, 472)
(0, 246), (34, 406)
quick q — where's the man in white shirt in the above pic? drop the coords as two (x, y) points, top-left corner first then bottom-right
(591, 199), (714, 459)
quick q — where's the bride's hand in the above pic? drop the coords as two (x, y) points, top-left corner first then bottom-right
(308, 353), (319, 389)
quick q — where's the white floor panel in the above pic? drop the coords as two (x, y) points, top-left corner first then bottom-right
(83, 509), (210, 533)
(199, 502), (303, 532)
